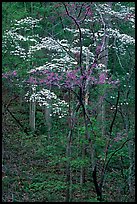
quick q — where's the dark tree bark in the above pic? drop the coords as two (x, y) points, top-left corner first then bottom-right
(92, 165), (102, 201)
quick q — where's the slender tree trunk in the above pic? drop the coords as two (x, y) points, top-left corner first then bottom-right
(80, 142), (86, 185)
(29, 100), (36, 131)
(97, 2), (112, 137)
(65, 91), (73, 202)
(44, 102), (51, 139)
(93, 3), (112, 200)
(66, 128), (72, 202)
(84, 47), (90, 110)
(125, 108), (135, 196)
(29, 85), (36, 131)
(92, 165), (102, 201)
(80, 48), (90, 185)
(128, 139), (134, 195)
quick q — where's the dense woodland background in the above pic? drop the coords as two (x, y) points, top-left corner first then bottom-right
(2, 2), (135, 202)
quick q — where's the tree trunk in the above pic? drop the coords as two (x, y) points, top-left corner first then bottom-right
(92, 165), (102, 201)
(80, 142), (86, 185)
(80, 48), (90, 185)
(44, 102), (51, 139)
(29, 85), (36, 131)
(65, 92), (73, 202)
(128, 139), (135, 195)
(93, 2), (112, 200)
(65, 129), (72, 202)
(97, 2), (112, 137)
(124, 105), (135, 196)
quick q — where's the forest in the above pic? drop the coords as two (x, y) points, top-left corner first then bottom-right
(2, 2), (135, 202)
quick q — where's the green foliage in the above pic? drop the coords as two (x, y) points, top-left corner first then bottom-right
(71, 157), (90, 168)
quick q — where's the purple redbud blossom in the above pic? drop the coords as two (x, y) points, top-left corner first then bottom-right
(27, 77), (37, 84)
(86, 7), (92, 16)
(71, 3), (75, 8)
(90, 76), (95, 82)
(87, 11), (92, 16)
(12, 71), (17, 76)
(80, 75), (84, 80)
(39, 79), (46, 84)
(2, 70), (17, 78)
(2, 73), (8, 78)
(99, 73), (106, 84)
(92, 63), (97, 68)
(96, 45), (102, 55)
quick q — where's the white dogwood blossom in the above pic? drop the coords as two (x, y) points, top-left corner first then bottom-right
(25, 88), (68, 118)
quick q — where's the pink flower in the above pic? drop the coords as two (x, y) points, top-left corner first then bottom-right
(2, 73), (8, 78)
(12, 71), (17, 76)
(71, 3), (75, 8)
(92, 63), (97, 68)
(99, 73), (106, 84)
(39, 79), (45, 84)
(96, 45), (102, 55)
(28, 77), (37, 84)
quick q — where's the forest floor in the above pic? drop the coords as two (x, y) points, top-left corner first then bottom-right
(2, 130), (98, 202)
(2, 104), (134, 202)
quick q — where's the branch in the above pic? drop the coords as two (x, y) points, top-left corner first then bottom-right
(99, 137), (134, 190)
(3, 95), (19, 110)
(4, 105), (29, 136)
(71, 88), (96, 137)
(94, 3), (106, 53)
(105, 138), (134, 173)
(77, 3), (85, 18)
(62, 3), (83, 74)
(92, 165), (102, 201)
(47, 32), (76, 62)
(109, 90), (120, 134)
